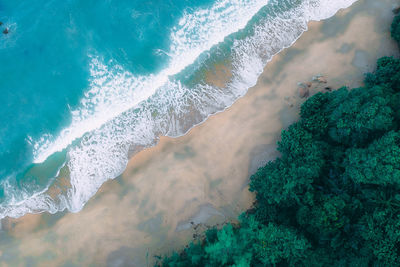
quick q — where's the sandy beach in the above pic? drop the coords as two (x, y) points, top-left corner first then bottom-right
(0, 0), (399, 266)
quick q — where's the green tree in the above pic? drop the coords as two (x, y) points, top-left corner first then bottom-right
(203, 215), (310, 267)
(327, 86), (394, 146)
(365, 57), (400, 91)
(360, 209), (400, 266)
(250, 123), (324, 206)
(391, 14), (400, 45)
(344, 131), (400, 186)
(300, 92), (330, 137)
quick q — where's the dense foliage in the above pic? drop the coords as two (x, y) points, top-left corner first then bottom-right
(391, 13), (400, 45)
(157, 15), (400, 267)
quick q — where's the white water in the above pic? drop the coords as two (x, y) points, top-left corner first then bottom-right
(1, 0), (358, 219)
(32, 0), (268, 164)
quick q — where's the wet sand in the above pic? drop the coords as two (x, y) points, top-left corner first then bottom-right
(0, 0), (399, 266)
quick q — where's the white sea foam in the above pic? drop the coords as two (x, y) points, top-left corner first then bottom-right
(32, 0), (268, 164)
(1, 0), (358, 219)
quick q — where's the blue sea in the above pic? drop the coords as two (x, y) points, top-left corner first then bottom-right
(0, 0), (356, 218)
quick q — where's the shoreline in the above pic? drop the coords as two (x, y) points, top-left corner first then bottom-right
(1, 0), (360, 222)
(1, 0), (399, 265)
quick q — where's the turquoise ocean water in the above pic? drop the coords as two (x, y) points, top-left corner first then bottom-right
(0, 0), (356, 218)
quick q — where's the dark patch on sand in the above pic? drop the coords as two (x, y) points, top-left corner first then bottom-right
(107, 246), (145, 267)
(337, 43), (355, 54)
(352, 50), (372, 71)
(173, 146), (196, 160)
(209, 178), (223, 189)
(137, 213), (163, 233)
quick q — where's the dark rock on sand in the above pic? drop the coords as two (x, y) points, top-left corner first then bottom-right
(312, 75), (327, 83)
(299, 86), (309, 98)
(324, 86), (332, 91)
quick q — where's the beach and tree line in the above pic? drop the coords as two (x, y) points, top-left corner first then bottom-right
(156, 13), (400, 267)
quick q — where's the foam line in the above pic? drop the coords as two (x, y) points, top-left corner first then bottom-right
(32, 0), (268, 164)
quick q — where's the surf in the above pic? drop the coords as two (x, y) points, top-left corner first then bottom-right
(0, 0), (358, 219)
